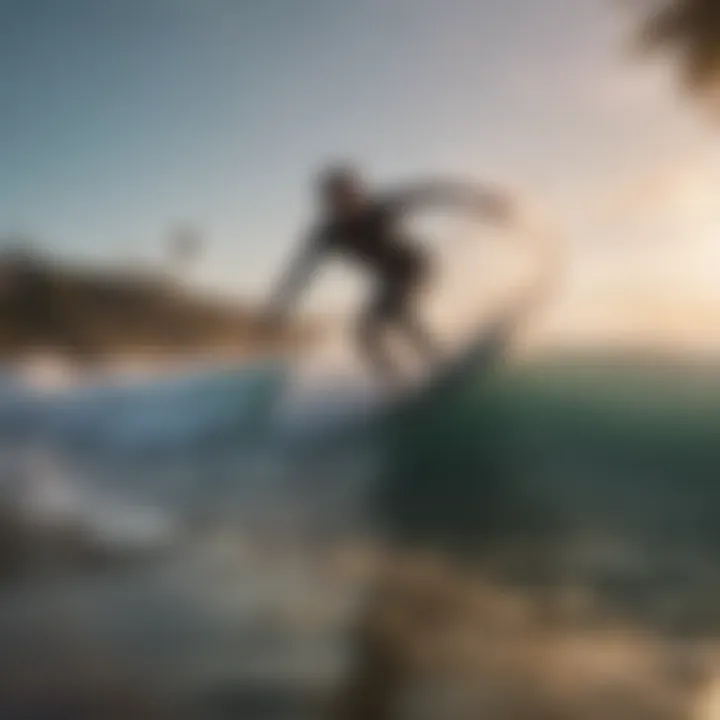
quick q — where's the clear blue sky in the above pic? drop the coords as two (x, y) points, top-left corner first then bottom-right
(0, 0), (704, 305)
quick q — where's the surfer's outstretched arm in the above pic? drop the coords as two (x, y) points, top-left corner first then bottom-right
(268, 233), (324, 320)
(386, 180), (512, 222)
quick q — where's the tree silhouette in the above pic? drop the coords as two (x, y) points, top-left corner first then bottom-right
(640, 0), (720, 91)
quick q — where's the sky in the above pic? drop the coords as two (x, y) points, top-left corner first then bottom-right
(1, 0), (719, 348)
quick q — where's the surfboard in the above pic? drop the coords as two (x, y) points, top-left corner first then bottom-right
(381, 262), (553, 418)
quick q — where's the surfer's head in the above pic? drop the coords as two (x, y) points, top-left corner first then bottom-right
(317, 164), (367, 217)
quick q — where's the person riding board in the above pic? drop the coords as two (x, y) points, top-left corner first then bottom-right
(266, 165), (511, 382)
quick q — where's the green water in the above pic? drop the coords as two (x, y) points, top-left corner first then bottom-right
(379, 355), (720, 557)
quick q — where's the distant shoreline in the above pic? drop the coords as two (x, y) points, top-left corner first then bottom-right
(0, 250), (314, 379)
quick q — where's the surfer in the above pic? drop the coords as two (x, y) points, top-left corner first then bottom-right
(266, 165), (511, 382)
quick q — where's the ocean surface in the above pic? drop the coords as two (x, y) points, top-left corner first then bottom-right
(1, 348), (720, 719)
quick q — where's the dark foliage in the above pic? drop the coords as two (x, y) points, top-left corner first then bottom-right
(640, 0), (720, 91)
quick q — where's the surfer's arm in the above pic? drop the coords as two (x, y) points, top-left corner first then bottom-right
(267, 231), (325, 320)
(386, 180), (512, 223)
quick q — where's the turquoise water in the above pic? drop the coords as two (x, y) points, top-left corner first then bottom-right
(3, 352), (720, 716)
(380, 355), (720, 551)
(371, 354), (720, 641)
(17, 349), (719, 580)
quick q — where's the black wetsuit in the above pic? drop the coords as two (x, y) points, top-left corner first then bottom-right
(311, 198), (429, 325)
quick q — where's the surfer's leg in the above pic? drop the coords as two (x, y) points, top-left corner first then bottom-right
(358, 282), (408, 385)
(387, 271), (440, 364)
(356, 313), (398, 382)
(399, 310), (440, 363)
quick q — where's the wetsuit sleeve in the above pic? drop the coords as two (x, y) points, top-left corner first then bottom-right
(384, 180), (512, 222)
(268, 228), (327, 317)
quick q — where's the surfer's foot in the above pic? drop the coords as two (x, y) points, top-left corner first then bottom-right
(357, 324), (398, 385)
(359, 347), (405, 389)
(365, 358), (402, 388)
(401, 323), (442, 369)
